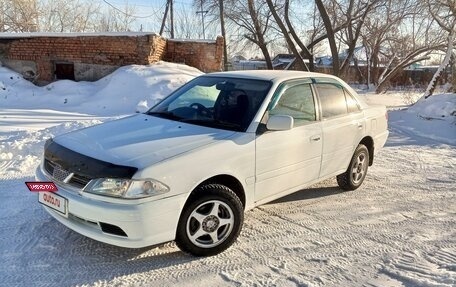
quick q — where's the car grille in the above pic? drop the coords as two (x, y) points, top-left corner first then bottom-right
(44, 159), (91, 189)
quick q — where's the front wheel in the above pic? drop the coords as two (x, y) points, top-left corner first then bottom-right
(337, 144), (370, 191)
(175, 184), (244, 256)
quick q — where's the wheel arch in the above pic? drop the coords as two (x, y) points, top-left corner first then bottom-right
(359, 136), (374, 166)
(199, 175), (246, 209)
(186, 174), (246, 210)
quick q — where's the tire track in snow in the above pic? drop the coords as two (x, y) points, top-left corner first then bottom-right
(0, 160), (15, 172)
(382, 250), (456, 287)
(1, 119), (456, 287)
(427, 248), (456, 272)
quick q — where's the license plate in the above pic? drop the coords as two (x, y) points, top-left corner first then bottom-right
(38, 192), (68, 217)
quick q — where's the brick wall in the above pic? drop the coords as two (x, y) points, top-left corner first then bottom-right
(3, 35), (155, 81)
(0, 33), (222, 83)
(148, 35), (167, 63)
(164, 36), (224, 72)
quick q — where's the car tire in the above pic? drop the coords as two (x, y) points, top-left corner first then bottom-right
(337, 144), (370, 191)
(175, 184), (244, 256)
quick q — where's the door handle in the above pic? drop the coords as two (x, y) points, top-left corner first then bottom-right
(310, 135), (321, 141)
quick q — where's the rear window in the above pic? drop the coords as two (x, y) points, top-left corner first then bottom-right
(315, 83), (348, 118)
(345, 92), (360, 113)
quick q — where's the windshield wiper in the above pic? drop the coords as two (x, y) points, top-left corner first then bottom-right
(180, 118), (242, 131)
(146, 111), (182, 121)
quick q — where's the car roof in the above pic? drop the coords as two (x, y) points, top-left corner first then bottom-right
(205, 70), (340, 82)
(205, 70), (368, 109)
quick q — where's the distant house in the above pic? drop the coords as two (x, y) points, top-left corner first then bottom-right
(315, 46), (389, 68)
(231, 53), (299, 71)
(232, 59), (268, 70)
(272, 54), (296, 69)
(315, 56), (333, 67)
(405, 63), (439, 72)
(230, 55), (246, 63)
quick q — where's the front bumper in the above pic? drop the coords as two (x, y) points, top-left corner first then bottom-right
(36, 165), (187, 248)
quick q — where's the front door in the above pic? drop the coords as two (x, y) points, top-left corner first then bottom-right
(255, 81), (322, 203)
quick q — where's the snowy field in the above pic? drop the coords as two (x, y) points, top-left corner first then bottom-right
(0, 63), (455, 287)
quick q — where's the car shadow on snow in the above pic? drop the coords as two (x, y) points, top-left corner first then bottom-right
(31, 225), (200, 286)
(269, 183), (343, 205)
(30, 186), (342, 286)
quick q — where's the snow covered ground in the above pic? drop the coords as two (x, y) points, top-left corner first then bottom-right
(0, 61), (202, 116)
(0, 64), (455, 287)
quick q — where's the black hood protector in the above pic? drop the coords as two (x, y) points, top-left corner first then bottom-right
(44, 138), (138, 180)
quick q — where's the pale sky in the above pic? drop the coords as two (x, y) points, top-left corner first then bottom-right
(98, 0), (217, 37)
(95, 0), (319, 58)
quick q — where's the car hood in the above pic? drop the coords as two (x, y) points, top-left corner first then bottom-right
(54, 114), (236, 169)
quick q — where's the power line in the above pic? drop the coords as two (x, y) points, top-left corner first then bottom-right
(196, 0), (208, 39)
(100, 0), (162, 19)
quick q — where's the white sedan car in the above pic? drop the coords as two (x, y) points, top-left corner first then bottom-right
(36, 71), (388, 256)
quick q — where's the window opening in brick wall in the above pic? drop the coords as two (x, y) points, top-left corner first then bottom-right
(54, 62), (75, 80)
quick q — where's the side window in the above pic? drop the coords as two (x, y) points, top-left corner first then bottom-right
(269, 84), (316, 126)
(316, 83), (348, 119)
(345, 91), (360, 113)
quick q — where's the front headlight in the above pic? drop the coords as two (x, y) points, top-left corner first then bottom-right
(83, 178), (169, 199)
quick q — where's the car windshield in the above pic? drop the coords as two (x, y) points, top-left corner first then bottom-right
(146, 76), (272, 132)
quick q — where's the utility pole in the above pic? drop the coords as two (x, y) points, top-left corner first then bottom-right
(159, 0), (170, 36)
(0, 1), (4, 32)
(196, 0), (208, 39)
(159, 0), (174, 38)
(218, 0), (228, 71)
(170, 0), (174, 38)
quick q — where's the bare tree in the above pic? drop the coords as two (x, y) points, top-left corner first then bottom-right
(283, 0), (316, 70)
(423, 0), (456, 98)
(97, 2), (137, 32)
(218, 0), (228, 70)
(315, 0), (340, 74)
(247, 0), (273, 68)
(38, 0), (96, 32)
(33, 0), (137, 32)
(174, 4), (200, 38)
(315, 0), (380, 77)
(1, 0), (38, 32)
(357, 0), (445, 92)
(335, 0), (380, 77)
(225, 0), (276, 68)
(265, 0), (309, 71)
(196, 0), (229, 70)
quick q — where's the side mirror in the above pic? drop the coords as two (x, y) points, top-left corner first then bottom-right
(266, 115), (294, 131)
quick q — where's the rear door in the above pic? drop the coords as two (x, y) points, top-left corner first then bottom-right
(255, 80), (322, 203)
(314, 79), (364, 178)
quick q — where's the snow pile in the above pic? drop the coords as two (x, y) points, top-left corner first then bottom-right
(0, 62), (202, 116)
(389, 93), (456, 145)
(0, 120), (102, 174)
(411, 93), (456, 122)
(357, 90), (415, 108)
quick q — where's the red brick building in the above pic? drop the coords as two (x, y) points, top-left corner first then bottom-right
(0, 32), (224, 84)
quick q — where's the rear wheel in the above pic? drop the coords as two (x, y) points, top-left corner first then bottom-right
(175, 184), (244, 256)
(337, 144), (369, 191)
